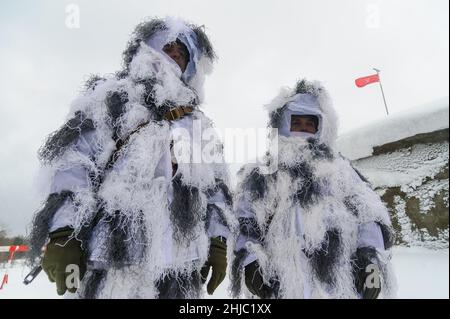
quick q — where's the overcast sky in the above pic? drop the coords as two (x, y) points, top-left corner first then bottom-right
(0, 0), (448, 235)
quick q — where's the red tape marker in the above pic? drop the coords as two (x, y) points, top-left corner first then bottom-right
(0, 245), (29, 290)
(0, 274), (8, 290)
(7, 245), (29, 263)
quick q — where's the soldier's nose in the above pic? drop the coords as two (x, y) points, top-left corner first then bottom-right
(170, 50), (181, 60)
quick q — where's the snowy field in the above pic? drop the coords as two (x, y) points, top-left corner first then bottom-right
(0, 246), (448, 299)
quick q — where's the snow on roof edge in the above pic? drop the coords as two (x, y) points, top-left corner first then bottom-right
(337, 97), (449, 160)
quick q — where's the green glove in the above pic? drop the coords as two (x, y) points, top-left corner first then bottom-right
(244, 261), (275, 299)
(42, 228), (86, 296)
(200, 237), (227, 295)
(362, 285), (381, 299)
(356, 271), (381, 299)
(353, 247), (382, 299)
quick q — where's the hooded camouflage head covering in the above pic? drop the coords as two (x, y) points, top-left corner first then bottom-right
(121, 17), (217, 92)
(266, 79), (339, 148)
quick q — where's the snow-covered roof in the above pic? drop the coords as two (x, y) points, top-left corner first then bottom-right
(337, 97), (449, 160)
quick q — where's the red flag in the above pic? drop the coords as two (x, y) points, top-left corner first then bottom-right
(355, 74), (380, 88)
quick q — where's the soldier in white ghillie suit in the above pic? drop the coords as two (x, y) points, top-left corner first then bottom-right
(231, 79), (397, 299)
(28, 17), (235, 299)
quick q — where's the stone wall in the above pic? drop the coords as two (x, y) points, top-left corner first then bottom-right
(352, 129), (449, 249)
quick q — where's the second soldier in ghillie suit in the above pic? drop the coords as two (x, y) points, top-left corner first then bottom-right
(27, 17), (236, 299)
(231, 79), (397, 299)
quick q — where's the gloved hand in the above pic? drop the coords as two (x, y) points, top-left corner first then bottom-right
(200, 237), (227, 295)
(352, 247), (382, 299)
(42, 227), (86, 295)
(244, 261), (278, 299)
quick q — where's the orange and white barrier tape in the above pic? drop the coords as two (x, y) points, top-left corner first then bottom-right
(0, 245), (29, 290)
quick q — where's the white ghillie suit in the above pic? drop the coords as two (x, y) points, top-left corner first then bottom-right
(231, 79), (397, 299)
(28, 17), (235, 299)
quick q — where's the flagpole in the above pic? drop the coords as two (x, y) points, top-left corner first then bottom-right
(373, 68), (390, 115)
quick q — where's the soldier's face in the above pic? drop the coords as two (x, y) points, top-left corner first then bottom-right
(163, 41), (188, 73)
(290, 115), (318, 134)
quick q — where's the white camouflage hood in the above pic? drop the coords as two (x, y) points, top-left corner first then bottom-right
(265, 79), (339, 149)
(122, 17), (216, 102)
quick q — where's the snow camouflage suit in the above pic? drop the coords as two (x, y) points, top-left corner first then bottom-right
(231, 79), (397, 299)
(28, 17), (235, 299)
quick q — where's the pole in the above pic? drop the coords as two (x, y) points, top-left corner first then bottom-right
(373, 68), (390, 115)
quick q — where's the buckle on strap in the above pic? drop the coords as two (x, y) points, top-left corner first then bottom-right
(169, 108), (180, 120)
(166, 106), (193, 121)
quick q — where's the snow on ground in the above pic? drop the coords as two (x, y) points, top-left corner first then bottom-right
(337, 97), (449, 161)
(390, 247), (448, 299)
(0, 246), (448, 299)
